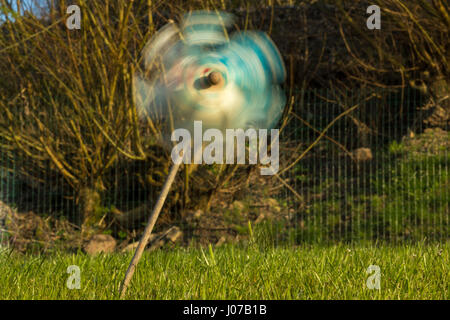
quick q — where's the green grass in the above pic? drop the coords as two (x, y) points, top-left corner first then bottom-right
(0, 243), (448, 299)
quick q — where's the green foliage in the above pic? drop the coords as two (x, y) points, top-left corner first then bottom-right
(388, 140), (407, 156)
(286, 125), (449, 246)
(373, 154), (449, 240)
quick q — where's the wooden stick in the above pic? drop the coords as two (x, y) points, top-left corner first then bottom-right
(120, 158), (182, 298)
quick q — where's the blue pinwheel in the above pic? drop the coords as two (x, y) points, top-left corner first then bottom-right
(122, 11), (286, 296)
(133, 10), (286, 136)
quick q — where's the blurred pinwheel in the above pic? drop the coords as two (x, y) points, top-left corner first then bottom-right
(133, 10), (286, 138)
(122, 11), (287, 296)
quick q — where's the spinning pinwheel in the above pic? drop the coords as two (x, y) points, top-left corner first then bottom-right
(121, 11), (286, 297)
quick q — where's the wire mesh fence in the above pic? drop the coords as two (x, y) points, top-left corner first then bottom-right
(0, 86), (448, 250)
(280, 87), (448, 244)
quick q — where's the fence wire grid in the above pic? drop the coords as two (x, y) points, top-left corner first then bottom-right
(0, 87), (449, 250)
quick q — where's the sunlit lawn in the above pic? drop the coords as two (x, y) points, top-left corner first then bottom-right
(0, 243), (448, 300)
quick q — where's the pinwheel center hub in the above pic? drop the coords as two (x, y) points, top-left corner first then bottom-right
(207, 71), (222, 85)
(193, 70), (225, 90)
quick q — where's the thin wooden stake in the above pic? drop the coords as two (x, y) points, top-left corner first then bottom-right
(120, 158), (182, 298)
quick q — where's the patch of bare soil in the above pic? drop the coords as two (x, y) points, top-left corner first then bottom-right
(180, 173), (291, 247)
(402, 127), (450, 157)
(0, 202), (82, 253)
